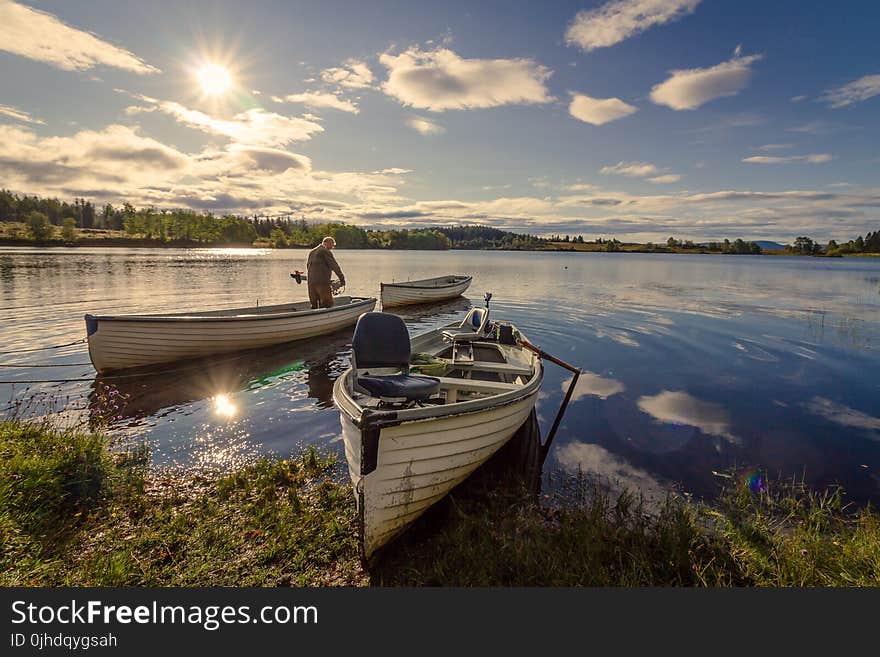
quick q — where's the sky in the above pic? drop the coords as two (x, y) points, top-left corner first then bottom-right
(0, 0), (878, 243)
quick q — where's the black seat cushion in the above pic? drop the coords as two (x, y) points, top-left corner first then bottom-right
(352, 312), (412, 369)
(357, 373), (440, 401)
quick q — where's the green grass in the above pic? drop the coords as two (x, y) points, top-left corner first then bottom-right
(2, 419), (878, 586)
(373, 473), (880, 586)
(0, 420), (366, 586)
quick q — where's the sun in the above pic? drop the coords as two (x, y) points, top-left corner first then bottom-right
(197, 63), (233, 97)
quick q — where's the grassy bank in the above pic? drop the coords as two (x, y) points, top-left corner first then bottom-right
(0, 421), (365, 586)
(2, 420), (878, 586)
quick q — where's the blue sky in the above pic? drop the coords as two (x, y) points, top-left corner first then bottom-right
(0, 0), (878, 242)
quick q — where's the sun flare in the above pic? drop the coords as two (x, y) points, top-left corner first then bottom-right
(213, 393), (237, 418)
(197, 63), (233, 97)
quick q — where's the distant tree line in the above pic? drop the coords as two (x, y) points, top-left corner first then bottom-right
(791, 233), (880, 256)
(0, 190), (101, 227)
(3, 190), (877, 255)
(435, 225), (546, 249)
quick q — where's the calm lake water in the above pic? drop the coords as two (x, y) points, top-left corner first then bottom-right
(2, 247), (879, 506)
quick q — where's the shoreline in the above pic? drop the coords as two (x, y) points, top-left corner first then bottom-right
(1, 238), (878, 257)
(2, 419), (878, 586)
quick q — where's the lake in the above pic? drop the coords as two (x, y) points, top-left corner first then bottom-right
(1, 246), (879, 507)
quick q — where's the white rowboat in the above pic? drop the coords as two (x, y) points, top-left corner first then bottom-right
(85, 296), (376, 374)
(333, 306), (543, 559)
(380, 274), (472, 308)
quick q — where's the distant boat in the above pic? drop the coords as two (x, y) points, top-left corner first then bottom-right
(85, 296), (376, 374)
(380, 274), (472, 308)
(333, 307), (543, 559)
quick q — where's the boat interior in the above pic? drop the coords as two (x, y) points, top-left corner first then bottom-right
(347, 310), (535, 410)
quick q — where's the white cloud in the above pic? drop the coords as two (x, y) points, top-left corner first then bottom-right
(406, 116), (445, 135)
(597, 164), (684, 184)
(561, 183), (596, 192)
(757, 143), (793, 151)
(321, 59), (375, 89)
(568, 92), (637, 125)
(195, 145), (312, 176)
(600, 161), (665, 178)
(272, 91), (359, 114)
(637, 390), (738, 443)
(647, 174), (682, 183)
(0, 123), (187, 190)
(650, 53), (763, 110)
(127, 98), (323, 147)
(0, 120), (414, 212)
(565, 0), (700, 52)
(742, 153), (833, 164)
(785, 121), (836, 135)
(379, 47), (553, 111)
(0, 0), (158, 73)
(790, 94), (808, 102)
(0, 103), (44, 125)
(820, 74), (880, 108)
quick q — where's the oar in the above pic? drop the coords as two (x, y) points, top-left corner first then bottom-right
(517, 338), (581, 465)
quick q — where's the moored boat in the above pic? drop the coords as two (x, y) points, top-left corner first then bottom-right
(85, 296), (376, 374)
(380, 274), (472, 308)
(332, 304), (543, 560)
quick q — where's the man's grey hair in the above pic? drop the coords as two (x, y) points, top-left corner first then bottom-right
(322, 236), (336, 246)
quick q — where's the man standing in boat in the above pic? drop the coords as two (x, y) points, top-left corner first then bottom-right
(306, 236), (346, 309)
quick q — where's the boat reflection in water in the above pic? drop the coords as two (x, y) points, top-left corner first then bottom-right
(85, 328), (363, 472)
(87, 329), (354, 426)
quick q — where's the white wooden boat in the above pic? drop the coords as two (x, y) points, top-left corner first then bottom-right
(380, 274), (472, 308)
(332, 305), (543, 560)
(85, 296), (376, 374)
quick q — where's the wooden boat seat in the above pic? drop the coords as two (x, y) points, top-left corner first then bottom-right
(433, 377), (521, 393)
(460, 361), (533, 376)
(432, 357), (532, 376)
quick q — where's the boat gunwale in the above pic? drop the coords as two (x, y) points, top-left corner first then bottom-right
(85, 296), (376, 323)
(380, 275), (472, 291)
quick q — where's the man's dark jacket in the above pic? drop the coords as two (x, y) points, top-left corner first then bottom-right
(306, 244), (344, 285)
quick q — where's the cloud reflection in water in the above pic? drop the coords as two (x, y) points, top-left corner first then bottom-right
(563, 371), (625, 400)
(805, 397), (880, 436)
(637, 390), (739, 444)
(555, 441), (672, 507)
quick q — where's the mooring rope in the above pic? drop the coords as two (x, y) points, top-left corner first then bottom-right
(0, 362), (92, 368)
(0, 349), (260, 385)
(0, 377), (93, 384)
(0, 337), (86, 355)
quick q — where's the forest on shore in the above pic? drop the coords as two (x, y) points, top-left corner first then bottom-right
(1, 190), (877, 256)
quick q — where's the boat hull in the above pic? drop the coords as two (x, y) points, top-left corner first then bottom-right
(86, 296), (376, 373)
(337, 379), (540, 559)
(380, 276), (471, 308)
